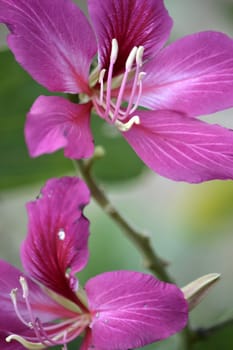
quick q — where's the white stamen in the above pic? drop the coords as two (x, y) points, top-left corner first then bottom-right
(6, 335), (45, 349)
(110, 38), (119, 63)
(125, 46), (137, 70)
(98, 68), (106, 105)
(20, 276), (29, 299)
(138, 71), (146, 83)
(98, 68), (106, 84)
(10, 287), (32, 328)
(96, 39), (145, 131)
(58, 229), (66, 241)
(136, 46), (144, 67)
(115, 115), (140, 132)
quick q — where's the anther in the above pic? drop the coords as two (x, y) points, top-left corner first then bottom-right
(10, 287), (32, 327)
(10, 288), (18, 307)
(125, 46), (137, 70)
(138, 71), (146, 83)
(98, 69), (106, 105)
(105, 38), (119, 119)
(20, 276), (29, 299)
(115, 115), (140, 132)
(136, 46), (144, 67)
(110, 38), (119, 63)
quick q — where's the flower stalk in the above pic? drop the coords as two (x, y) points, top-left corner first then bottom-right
(75, 154), (173, 283)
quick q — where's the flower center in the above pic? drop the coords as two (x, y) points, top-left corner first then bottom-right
(6, 277), (91, 350)
(93, 38), (146, 132)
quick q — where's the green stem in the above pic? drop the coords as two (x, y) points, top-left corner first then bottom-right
(74, 159), (173, 283)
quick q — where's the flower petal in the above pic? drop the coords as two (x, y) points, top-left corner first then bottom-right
(0, 260), (65, 346)
(21, 177), (90, 301)
(25, 96), (94, 159)
(123, 110), (233, 183)
(86, 271), (188, 350)
(0, 0), (97, 93)
(88, 0), (172, 74)
(139, 32), (233, 115)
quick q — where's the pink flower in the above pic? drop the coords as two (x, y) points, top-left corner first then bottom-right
(1, 0), (233, 182)
(0, 177), (188, 349)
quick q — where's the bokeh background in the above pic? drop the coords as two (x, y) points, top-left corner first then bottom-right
(1, 1), (233, 349)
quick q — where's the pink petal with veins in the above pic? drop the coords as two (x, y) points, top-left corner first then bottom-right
(86, 271), (188, 350)
(21, 177), (90, 302)
(139, 32), (233, 116)
(0, 0), (96, 93)
(123, 110), (233, 183)
(88, 0), (172, 75)
(25, 96), (94, 160)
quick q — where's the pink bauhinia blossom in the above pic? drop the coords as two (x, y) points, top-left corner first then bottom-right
(1, 0), (233, 182)
(0, 177), (188, 350)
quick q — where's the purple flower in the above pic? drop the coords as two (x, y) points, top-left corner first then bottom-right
(2, 0), (233, 182)
(0, 177), (188, 349)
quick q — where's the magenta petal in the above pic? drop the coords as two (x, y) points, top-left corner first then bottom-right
(123, 110), (233, 183)
(0, 0), (96, 93)
(25, 96), (94, 159)
(21, 177), (90, 300)
(86, 271), (188, 350)
(140, 32), (233, 115)
(88, 0), (172, 74)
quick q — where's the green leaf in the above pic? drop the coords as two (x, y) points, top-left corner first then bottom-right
(91, 116), (146, 182)
(0, 49), (146, 190)
(0, 49), (72, 190)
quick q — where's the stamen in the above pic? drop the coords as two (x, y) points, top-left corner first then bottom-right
(112, 46), (138, 123)
(98, 69), (106, 105)
(6, 334), (44, 350)
(10, 288), (32, 328)
(125, 47), (145, 116)
(95, 40), (144, 134)
(20, 276), (29, 299)
(62, 331), (68, 350)
(136, 46), (144, 67)
(110, 38), (119, 64)
(115, 115), (140, 132)
(35, 318), (59, 346)
(125, 46), (137, 70)
(128, 72), (146, 115)
(20, 277), (35, 326)
(105, 39), (119, 119)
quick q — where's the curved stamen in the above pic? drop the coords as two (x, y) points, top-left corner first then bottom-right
(20, 277), (35, 326)
(10, 288), (32, 328)
(98, 68), (106, 105)
(95, 39), (145, 133)
(111, 46), (137, 123)
(115, 115), (140, 132)
(105, 38), (118, 119)
(129, 72), (146, 115)
(125, 47), (145, 115)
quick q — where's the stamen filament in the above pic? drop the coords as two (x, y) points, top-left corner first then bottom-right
(129, 72), (146, 115)
(94, 40), (144, 134)
(10, 288), (32, 328)
(112, 46), (137, 123)
(98, 68), (106, 105)
(105, 39), (119, 119)
(125, 47), (145, 115)
(20, 277), (35, 326)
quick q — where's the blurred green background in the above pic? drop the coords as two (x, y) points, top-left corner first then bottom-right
(1, 1), (233, 349)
